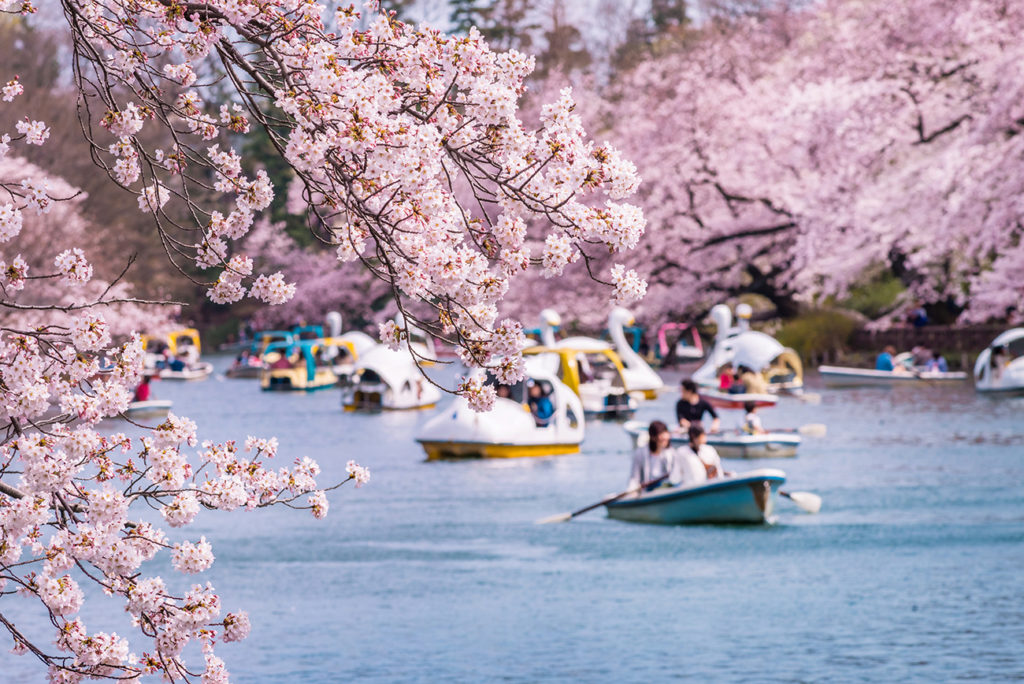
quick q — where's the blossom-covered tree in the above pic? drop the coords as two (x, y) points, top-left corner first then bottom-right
(1, 1), (647, 681)
(504, 0), (1024, 327)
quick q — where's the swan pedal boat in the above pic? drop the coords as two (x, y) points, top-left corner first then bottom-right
(605, 469), (786, 525)
(124, 400), (173, 420)
(818, 365), (967, 388)
(974, 328), (1024, 394)
(693, 304), (804, 393)
(700, 388), (777, 409)
(157, 362), (213, 381)
(416, 369), (584, 460)
(623, 420), (800, 459)
(342, 343), (442, 411)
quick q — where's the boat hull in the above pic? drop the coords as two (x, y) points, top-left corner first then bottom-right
(124, 400), (173, 420)
(157, 362), (213, 381)
(702, 389), (777, 409)
(418, 440), (581, 460)
(706, 433), (800, 459)
(819, 365), (968, 387)
(605, 470), (785, 525)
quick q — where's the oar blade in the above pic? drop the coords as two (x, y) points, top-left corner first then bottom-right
(783, 490), (822, 514)
(535, 512), (573, 525)
(798, 423), (828, 437)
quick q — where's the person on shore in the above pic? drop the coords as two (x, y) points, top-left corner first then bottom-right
(628, 421), (682, 492)
(133, 375), (152, 402)
(875, 345), (897, 371)
(528, 381), (555, 427)
(675, 379), (721, 433)
(742, 401), (766, 435)
(687, 424), (729, 480)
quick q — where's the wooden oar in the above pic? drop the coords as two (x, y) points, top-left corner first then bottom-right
(536, 474), (670, 524)
(779, 489), (822, 514)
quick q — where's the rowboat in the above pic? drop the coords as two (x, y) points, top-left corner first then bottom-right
(158, 362), (213, 381)
(622, 420), (800, 459)
(818, 365), (967, 387)
(700, 388), (777, 409)
(605, 469), (785, 524)
(124, 399), (173, 420)
(416, 367), (584, 460)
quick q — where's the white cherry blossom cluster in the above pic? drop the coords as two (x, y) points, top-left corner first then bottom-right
(2, 76), (22, 102)
(53, 0), (647, 399)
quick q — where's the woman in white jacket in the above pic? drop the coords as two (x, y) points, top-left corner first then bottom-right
(627, 421), (681, 492)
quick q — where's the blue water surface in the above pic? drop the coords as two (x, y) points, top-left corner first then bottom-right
(3, 357), (1022, 682)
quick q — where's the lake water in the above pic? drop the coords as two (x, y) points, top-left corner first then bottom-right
(3, 357), (1023, 682)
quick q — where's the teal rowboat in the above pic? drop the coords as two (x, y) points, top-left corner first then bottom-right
(605, 469), (785, 525)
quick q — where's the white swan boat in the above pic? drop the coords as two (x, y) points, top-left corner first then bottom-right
(608, 307), (664, 399)
(605, 469), (786, 524)
(124, 399), (173, 420)
(693, 304), (803, 393)
(416, 368), (585, 460)
(524, 309), (637, 419)
(974, 328), (1024, 395)
(342, 334), (442, 411)
(622, 420), (800, 459)
(819, 364), (967, 388)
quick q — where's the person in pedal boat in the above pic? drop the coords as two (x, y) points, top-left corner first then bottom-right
(675, 379), (721, 433)
(687, 424), (731, 480)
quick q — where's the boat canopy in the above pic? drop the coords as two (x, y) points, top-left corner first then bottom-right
(142, 328), (201, 356)
(988, 328), (1024, 356)
(523, 345), (627, 396)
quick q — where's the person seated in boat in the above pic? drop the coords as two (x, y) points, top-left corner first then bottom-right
(527, 381), (555, 427)
(687, 424), (730, 480)
(737, 365), (768, 394)
(991, 345), (1008, 379)
(726, 368), (746, 394)
(717, 365), (735, 391)
(495, 384), (512, 399)
(133, 375), (152, 402)
(875, 345), (898, 372)
(166, 355), (186, 372)
(628, 420), (684, 492)
(742, 401), (766, 435)
(676, 379), (721, 433)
